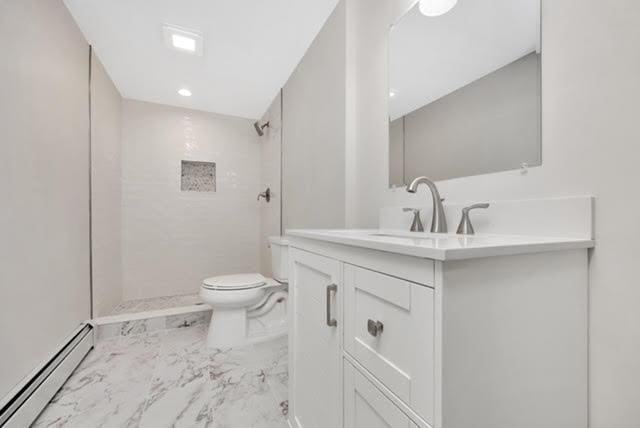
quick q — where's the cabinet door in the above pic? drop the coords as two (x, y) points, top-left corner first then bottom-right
(289, 248), (342, 428)
(344, 360), (418, 428)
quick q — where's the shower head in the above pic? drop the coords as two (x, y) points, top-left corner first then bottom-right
(253, 121), (270, 137)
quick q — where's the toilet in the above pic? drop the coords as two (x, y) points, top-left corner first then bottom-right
(200, 236), (289, 348)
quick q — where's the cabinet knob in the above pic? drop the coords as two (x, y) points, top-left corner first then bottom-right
(367, 319), (384, 337)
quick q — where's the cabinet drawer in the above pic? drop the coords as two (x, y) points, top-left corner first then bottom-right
(344, 264), (435, 425)
(344, 359), (418, 428)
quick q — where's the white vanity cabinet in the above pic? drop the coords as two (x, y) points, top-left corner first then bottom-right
(288, 234), (589, 428)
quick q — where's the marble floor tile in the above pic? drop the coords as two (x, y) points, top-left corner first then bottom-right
(204, 367), (288, 428)
(265, 363), (288, 406)
(138, 354), (211, 427)
(252, 336), (288, 369)
(109, 299), (141, 315)
(33, 334), (160, 428)
(33, 326), (288, 428)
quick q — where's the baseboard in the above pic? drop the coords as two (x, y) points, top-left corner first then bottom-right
(0, 324), (93, 427)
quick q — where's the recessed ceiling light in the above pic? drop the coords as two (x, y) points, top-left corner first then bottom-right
(178, 88), (192, 97)
(163, 25), (203, 56)
(389, 89), (398, 98)
(172, 34), (196, 52)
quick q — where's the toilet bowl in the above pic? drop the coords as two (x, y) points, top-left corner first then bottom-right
(200, 237), (289, 348)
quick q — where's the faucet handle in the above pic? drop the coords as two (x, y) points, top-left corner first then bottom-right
(457, 203), (490, 235)
(462, 203), (489, 213)
(402, 208), (424, 232)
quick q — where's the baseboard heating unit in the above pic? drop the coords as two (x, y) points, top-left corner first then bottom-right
(0, 324), (94, 427)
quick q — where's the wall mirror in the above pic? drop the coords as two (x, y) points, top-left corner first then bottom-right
(389, 0), (541, 187)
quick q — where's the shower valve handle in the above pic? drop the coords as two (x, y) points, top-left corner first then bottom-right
(257, 188), (271, 202)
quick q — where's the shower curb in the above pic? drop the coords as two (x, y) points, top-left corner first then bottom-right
(90, 304), (213, 341)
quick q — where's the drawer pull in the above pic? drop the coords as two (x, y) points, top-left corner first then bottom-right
(367, 319), (384, 337)
(326, 284), (338, 327)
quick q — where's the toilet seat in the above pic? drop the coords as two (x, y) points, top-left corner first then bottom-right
(202, 273), (267, 291)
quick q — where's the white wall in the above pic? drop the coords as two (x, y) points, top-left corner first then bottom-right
(282, 0), (346, 230)
(91, 52), (123, 316)
(121, 100), (261, 300)
(258, 93), (283, 276)
(345, 0), (640, 426)
(0, 0), (91, 399)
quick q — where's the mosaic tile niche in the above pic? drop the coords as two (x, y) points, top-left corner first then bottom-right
(181, 160), (216, 192)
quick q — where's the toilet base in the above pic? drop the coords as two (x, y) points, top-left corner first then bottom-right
(206, 308), (247, 348)
(204, 295), (288, 349)
(205, 309), (287, 349)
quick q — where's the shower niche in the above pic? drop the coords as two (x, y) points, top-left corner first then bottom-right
(181, 160), (216, 192)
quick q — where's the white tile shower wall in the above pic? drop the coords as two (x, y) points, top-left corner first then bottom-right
(90, 51), (123, 317)
(259, 92), (283, 276)
(121, 100), (261, 300)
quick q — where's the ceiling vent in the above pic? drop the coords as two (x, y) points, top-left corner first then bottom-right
(163, 24), (203, 56)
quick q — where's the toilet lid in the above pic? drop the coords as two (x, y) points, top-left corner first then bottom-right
(202, 273), (267, 291)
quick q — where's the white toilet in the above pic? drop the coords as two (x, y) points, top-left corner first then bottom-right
(200, 236), (289, 348)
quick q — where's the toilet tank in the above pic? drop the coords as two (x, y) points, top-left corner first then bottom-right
(269, 236), (290, 282)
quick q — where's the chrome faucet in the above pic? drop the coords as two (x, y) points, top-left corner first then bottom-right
(402, 208), (424, 232)
(406, 176), (447, 233)
(456, 203), (490, 235)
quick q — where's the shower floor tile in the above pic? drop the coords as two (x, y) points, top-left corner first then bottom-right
(110, 293), (204, 316)
(33, 325), (289, 428)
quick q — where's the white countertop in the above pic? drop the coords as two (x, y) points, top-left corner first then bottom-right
(286, 229), (595, 261)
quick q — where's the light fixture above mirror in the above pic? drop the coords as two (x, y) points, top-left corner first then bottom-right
(419, 0), (458, 17)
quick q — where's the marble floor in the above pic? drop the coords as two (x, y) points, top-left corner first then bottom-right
(33, 325), (288, 428)
(110, 293), (205, 316)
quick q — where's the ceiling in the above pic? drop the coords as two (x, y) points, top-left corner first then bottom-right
(389, 0), (540, 120)
(64, 0), (339, 119)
